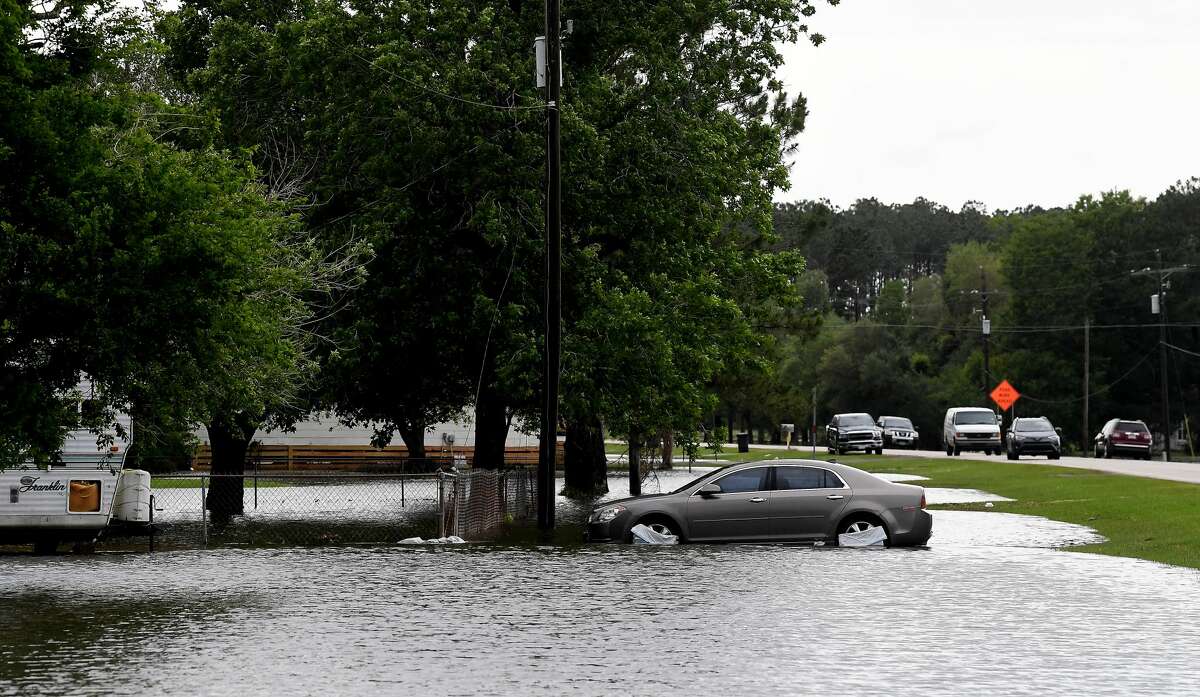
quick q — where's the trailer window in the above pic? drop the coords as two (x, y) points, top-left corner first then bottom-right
(69, 480), (101, 513)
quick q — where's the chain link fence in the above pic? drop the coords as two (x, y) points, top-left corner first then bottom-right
(117, 469), (535, 550)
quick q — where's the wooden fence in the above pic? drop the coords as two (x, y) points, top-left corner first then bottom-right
(189, 443), (563, 472)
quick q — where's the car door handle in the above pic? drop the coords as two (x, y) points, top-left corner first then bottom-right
(826, 494), (844, 500)
(749, 497), (766, 503)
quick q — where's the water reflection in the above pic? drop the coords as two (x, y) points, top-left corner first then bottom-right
(0, 472), (1197, 696)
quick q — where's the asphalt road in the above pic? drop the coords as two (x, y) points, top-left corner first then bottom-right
(717, 442), (1200, 485)
(901, 447), (1200, 485)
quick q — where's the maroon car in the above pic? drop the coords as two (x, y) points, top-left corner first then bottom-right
(1094, 418), (1153, 460)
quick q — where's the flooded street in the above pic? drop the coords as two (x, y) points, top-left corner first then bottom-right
(2, 471), (1199, 695)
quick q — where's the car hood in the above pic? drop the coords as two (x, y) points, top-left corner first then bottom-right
(1013, 430), (1057, 438)
(593, 492), (674, 509)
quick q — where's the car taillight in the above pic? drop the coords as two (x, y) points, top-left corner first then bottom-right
(920, 492), (927, 510)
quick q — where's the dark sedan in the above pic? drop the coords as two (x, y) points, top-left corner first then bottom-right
(585, 460), (931, 547)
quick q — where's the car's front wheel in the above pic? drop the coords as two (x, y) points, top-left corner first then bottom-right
(631, 516), (682, 543)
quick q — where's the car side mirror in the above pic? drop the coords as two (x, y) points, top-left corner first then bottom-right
(698, 483), (722, 497)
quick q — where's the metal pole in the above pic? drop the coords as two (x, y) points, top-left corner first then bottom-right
(1082, 317), (1090, 453)
(537, 0), (562, 531)
(200, 476), (207, 548)
(811, 386), (817, 458)
(148, 493), (155, 553)
(438, 473), (446, 538)
(1159, 251), (1171, 461)
(401, 476), (405, 508)
(981, 267), (990, 399)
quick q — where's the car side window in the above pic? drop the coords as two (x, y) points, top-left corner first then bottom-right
(824, 470), (846, 489)
(713, 468), (768, 494)
(774, 466), (825, 490)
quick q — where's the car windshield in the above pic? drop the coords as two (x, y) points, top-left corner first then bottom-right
(670, 463), (738, 494)
(954, 411), (996, 425)
(1117, 420), (1149, 433)
(839, 414), (874, 428)
(1015, 418), (1052, 432)
(883, 417), (913, 429)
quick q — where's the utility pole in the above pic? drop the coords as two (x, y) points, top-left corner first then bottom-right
(1132, 254), (1189, 461)
(1157, 250), (1171, 462)
(980, 267), (990, 400)
(811, 386), (817, 458)
(537, 0), (563, 530)
(1082, 317), (1090, 453)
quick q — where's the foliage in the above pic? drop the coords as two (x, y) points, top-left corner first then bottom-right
(1, 1), (317, 466)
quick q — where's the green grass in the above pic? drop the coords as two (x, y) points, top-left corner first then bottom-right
(854, 455), (1200, 570)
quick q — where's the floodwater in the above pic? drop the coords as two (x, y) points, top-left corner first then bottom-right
(2, 472), (1199, 696)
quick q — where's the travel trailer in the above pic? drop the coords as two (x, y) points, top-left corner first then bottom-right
(0, 385), (150, 552)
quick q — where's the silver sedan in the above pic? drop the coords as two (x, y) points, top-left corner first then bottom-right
(585, 459), (931, 546)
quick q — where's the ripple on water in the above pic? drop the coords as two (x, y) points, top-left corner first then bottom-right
(0, 472), (1196, 697)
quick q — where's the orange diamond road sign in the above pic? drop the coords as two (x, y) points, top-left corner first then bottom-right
(990, 380), (1020, 411)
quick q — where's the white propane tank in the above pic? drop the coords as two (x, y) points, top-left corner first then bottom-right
(112, 469), (152, 524)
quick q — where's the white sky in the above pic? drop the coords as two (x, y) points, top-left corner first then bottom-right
(776, 0), (1200, 211)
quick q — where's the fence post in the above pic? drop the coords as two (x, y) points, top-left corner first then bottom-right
(200, 475), (208, 548)
(148, 493), (155, 553)
(438, 473), (445, 538)
(401, 476), (405, 508)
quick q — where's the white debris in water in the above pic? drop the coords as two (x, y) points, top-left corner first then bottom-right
(397, 536), (467, 544)
(838, 526), (888, 547)
(629, 523), (678, 545)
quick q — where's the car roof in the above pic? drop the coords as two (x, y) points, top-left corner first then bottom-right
(834, 412), (873, 418)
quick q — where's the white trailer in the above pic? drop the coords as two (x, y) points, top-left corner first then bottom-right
(0, 386), (145, 552)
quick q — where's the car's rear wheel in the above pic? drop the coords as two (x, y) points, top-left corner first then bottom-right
(837, 517), (889, 547)
(953, 446), (961, 456)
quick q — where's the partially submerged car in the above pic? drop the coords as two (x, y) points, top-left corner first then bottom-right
(1006, 416), (1061, 460)
(585, 460), (931, 547)
(826, 413), (883, 455)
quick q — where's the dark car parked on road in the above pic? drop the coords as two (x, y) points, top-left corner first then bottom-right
(877, 416), (919, 449)
(1005, 416), (1061, 460)
(1095, 418), (1153, 460)
(827, 413), (883, 455)
(585, 460), (931, 547)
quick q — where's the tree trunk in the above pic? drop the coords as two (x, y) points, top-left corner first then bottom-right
(397, 420), (426, 463)
(473, 387), (509, 470)
(563, 415), (608, 498)
(660, 430), (674, 470)
(205, 413), (258, 523)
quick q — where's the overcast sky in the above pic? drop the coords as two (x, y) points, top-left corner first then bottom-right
(776, 0), (1200, 212)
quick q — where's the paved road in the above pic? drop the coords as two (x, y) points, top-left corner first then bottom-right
(712, 442), (1200, 485)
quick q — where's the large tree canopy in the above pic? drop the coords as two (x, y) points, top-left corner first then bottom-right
(0, 1), (318, 468)
(163, 0), (832, 485)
